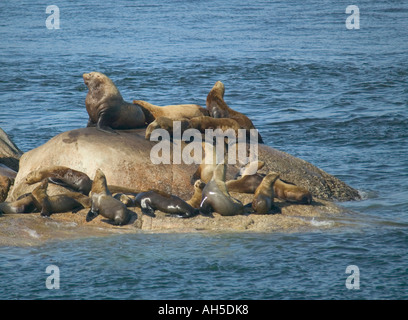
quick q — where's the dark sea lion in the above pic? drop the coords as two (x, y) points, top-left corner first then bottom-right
(83, 72), (145, 133)
(199, 162), (244, 216)
(186, 179), (206, 208)
(274, 179), (313, 205)
(31, 180), (90, 217)
(252, 172), (280, 214)
(135, 190), (198, 218)
(25, 166), (92, 195)
(0, 193), (37, 214)
(86, 169), (132, 225)
(133, 100), (209, 124)
(206, 81), (264, 143)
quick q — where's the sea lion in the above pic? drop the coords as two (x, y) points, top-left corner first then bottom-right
(25, 166), (142, 196)
(0, 193), (37, 214)
(31, 180), (90, 217)
(199, 162), (244, 216)
(25, 166), (92, 195)
(206, 81), (264, 143)
(274, 179), (313, 205)
(252, 172), (280, 214)
(188, 116), (241, 135)
(83, 72), (145, 132)
(191, 141), (219, 184)
(133, 100), (209, 124)
(186, 179), (206, 208)
(113, 193), (137, 207)
(145, 116), (190, 140)
(135, 190), (198, 218)
(86, 169), (132, 225)
(226, 161), (265, 194)
(145, 116), (241, 141)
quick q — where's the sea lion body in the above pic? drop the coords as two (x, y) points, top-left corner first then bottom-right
(25, 166), (92, 195)
(133, 100), (209, 124)
(274, 179), (313, 204)
(186, 179), (206, 208)
(145, 116), (190, 140)
(252, 172), (280, 214)
(199, 162), (244, 216)
(135, 190), (197, 218)
(0, 193), (37, 214)
(226, 161), (265, 193)
(84, 72), (145, 132)
(31, 180), (89, 217)
(206, 81), (264, 143)
(86, 169), (131, 225)
(226, 174), (264, 194)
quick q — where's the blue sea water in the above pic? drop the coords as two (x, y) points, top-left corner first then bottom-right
(0, 0), (407, 300)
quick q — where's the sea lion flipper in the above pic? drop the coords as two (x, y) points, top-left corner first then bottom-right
(86, 209), (98, 222)
(48, 177), (75, 191)
(96, 111), (118, 134)
(141, 206), (156, 218)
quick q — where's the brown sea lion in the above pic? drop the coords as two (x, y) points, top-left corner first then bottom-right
(274, 179), (313, 205)
(145, 115), (241, 140)
(186, 179), (206, 208)
(199, 162), (244, 216)
(145, 116), (190, 140)
(0, 193), (37, 214)
(133, 100), (209, 124)
(191, 141), (219, 184)
(206, 81), (264, 143)
(252, 172), (280, 214)
(135, 190), (198, 218)
(31, 180), (90, 217)
(25, 166), (92, 195)
(25, 166), (142, 196)
(83, 72), (145, 133)
(226, 161), (265, 193)
(86, 169), (132, 225)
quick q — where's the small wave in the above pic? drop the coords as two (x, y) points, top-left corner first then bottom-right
(23, 228), (41, 239)
(310, 218), (334, 228)
(358, 189), (379, 200)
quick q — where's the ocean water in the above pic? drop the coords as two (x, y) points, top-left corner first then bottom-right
(0, 0), (407, 300)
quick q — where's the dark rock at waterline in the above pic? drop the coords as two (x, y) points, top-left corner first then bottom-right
(0, 127), (23, 172)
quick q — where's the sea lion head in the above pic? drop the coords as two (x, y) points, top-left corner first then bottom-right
(83, 72), (122, 119)
(91, 168), (109, 195)
(194, 179), (206, 190)
(213, 81), (225, 97)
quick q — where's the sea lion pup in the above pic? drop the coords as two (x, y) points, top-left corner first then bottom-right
(135, 190), (198, 218)
(199, 162), (245, 216)
(186, 179), (206, 208)
(252, 172), (281, 214)
(86, 169), (132, 225)
(31, 180), (91, 217)
(206, 81), (264, 143)
(0, 193), (37, 214)
(133, 99), (209, 124)
(25, 166), (92, 195)
(274, 179), (313, 205)
(83, 72), (145, 133)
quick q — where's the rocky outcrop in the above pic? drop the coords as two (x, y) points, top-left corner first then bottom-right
(7, 127), (359, 202)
